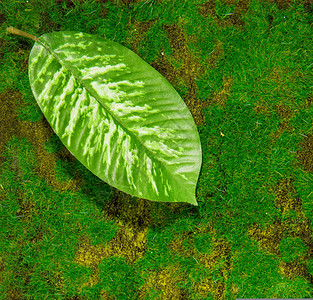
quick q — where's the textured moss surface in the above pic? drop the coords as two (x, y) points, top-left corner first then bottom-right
(1, 0), (313, 299)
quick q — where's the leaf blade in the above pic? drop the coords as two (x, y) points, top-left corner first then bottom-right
(29, 31), (202, 205)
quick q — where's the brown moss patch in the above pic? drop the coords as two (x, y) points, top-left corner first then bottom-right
(304, 1), (313, 14)
(274, 102), (294, 120)
(17, 49), (29, 73)
(193, 236), (230, 299)
(296, 133), (313, 173)
(16, 199), (38, 222)
(0, 38), (7, 60)
(0, 90), (25, 167)
(210, 76), (233, 107)
(55, 0), (75, 6)
(269, 66), (285, 85)
(0, 13), (6, 24)
(269, 177), (302, 214)
(126, 18), (157, 53)
(268, 177), (313, 253)
(252, 98), (272, 118)
(248, 219), (284, 256)
(279, 260), (313, 284)
(197, 279), (226, 300)
(6, 287), (23, 300)
(268, 66), (296, 97)
(264, 0), (294, 10)
(302, 93), (313, 109)
(184, 94), (208, 125)
(207, 40), (224, 70)
(74, 235), (108, 288)
(100, 290), (115, 300)
(106, 220), (148, 263)
(30, 228), (44, 244)
(279, 260), (306, 278)
(269, 100), (295, 145)
(160, 23), (208, 125)
(220, 0), (249, 28)
(198, 1), (216, 18)
(198, 0), (250, 28)
(162, 23), (189, 58)
(74, 237), (104, 267)
(150, 54), (180, 88)
(41, 270), (64, 292)
(111, 0), (139, 6)
(139, 265), (188, 299)
(270, 121), (294, 146)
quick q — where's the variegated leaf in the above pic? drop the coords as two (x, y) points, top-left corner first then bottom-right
(28, 31), (202, 205)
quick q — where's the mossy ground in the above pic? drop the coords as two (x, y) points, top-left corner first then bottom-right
(1, 0), (313, 299)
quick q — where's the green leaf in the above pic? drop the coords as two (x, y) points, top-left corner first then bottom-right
(28, 31), (202, 205)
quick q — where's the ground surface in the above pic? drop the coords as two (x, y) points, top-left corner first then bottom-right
(1, 0), (313, 299)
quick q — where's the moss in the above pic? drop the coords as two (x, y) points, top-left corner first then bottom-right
(2, 0), (313, 298)
(167, 223), (231, 300)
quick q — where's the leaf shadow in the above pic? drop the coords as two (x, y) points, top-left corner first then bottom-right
(51, 138), (199, 231)
(104, 189), (200, 231)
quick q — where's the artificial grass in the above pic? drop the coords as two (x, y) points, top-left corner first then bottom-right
(1, 0), (313, 299)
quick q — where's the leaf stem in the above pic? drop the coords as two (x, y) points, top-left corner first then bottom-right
(6, 27), (39, 41)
